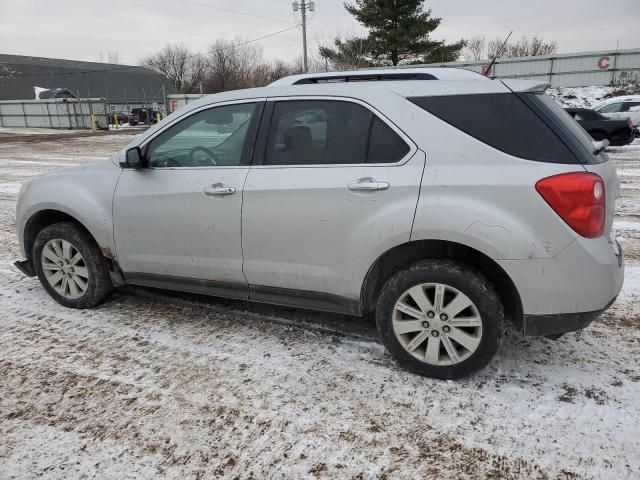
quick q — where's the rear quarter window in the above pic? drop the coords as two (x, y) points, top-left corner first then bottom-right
(409, 93), (580, 164)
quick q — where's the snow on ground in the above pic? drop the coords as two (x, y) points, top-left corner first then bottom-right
(0, 132), (639, 479)
(547, 85), (616, 108)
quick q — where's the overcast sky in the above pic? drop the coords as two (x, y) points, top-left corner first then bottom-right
(1, 0), (639, 65)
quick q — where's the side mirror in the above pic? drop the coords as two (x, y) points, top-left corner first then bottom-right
(120, 146), (144, 169)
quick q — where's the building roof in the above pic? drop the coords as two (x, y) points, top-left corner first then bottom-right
(0, 54), (176, 101)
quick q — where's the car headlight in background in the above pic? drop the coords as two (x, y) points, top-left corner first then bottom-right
(18, 179), (33, 198)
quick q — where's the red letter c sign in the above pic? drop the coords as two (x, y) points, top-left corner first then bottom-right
(597, 56), (611, 70)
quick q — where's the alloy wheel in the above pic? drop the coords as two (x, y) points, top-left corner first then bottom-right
(392, 282), (483, 366)
(41, 238), (90, 299)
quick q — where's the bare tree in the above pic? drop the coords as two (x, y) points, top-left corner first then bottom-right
(461, 35), (558, 61)
(506, 36), (558, 57)
(268, 60), (294, 83)
(141, 43), (207, 93)
(462, 36), (486, 61)
(205, 38), (265, 92)
(107, 51), (122, 64)
(96, 50), (122, 64)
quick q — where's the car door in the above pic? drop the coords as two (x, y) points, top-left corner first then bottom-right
(242, 97), (425, 307)
(113, 100), (263, 293)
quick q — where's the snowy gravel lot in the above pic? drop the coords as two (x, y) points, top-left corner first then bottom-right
(0, 131), (639, 479)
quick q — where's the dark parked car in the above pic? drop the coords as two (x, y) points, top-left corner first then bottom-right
(110, 112), (138, 126)
(565, 107), (635, 146)
(132, 107), (159, 124)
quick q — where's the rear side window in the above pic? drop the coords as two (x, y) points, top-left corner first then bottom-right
(621, 102), (640, 112)
(263, 100), (409, 166)
(409, 93), (578, 164)
(368, 117), (410, 164)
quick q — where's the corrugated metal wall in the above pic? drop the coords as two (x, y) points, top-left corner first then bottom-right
(0, 99), (108, 129)
(426, 48), (640, 87)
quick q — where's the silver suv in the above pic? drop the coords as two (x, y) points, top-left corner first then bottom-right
(14, 68), (625, 379)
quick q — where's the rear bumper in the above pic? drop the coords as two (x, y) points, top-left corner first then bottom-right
(610, 131), (635, 146)
(14, 259), (36, 277)
(523, 296), (616, 336)
(498, 235), (624, 317)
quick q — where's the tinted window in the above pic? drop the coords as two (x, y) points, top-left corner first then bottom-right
(147, 102), (257, 168)
(367, 117), (410, 163)
(409, 93), (577, 163)
(263, 100), (409, 166)
(621, 102), (640, 112)
(527, 93), (602, 164)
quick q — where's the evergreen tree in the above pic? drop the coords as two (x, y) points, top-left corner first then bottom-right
(344, 0), (465, 66)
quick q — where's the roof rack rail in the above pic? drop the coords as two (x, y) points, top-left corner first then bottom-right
(268, 68), (488, 86)
(292, 72), (437, 85)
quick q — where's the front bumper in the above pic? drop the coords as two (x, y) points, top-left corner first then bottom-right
(14, 259), (35, 277)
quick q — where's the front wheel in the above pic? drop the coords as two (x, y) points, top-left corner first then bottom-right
(33, 222), (113, 308)
(376, 260), (503, 379)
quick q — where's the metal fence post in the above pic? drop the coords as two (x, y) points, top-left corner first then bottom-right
(44, 101), (53, 128)
(0, 104), (4, 127)
(549, 57), (554, 85)
(611, 51), (619, 85)
(22, 102), (28, 128)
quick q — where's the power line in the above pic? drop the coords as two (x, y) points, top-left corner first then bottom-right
(1, 25), (301, 78)
(179, 0), (291, 24)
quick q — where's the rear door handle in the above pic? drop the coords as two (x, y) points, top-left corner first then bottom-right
(348, 178), (390, 192)
(203, 183), (236, 196)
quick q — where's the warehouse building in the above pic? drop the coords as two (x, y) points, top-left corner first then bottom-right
(0, 54), (175, 105)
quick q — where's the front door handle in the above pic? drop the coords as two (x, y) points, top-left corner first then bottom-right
(348, 178), (390, 192)
(203, 183), (236, 196)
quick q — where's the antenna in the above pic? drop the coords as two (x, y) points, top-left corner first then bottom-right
(484, 30), (513, 78)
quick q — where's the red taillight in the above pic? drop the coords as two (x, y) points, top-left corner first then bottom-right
(629, 119), (636, 129)
(535, 172), (605, 238)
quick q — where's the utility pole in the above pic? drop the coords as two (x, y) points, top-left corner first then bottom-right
(293, 1), (315, 72)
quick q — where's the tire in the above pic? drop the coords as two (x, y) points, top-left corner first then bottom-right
(33, 222), (113, 308)
(590, 131), (608, 142)
(376, 260), (503, 379)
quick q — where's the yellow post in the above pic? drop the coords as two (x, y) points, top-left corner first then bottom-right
(90, 114), (97, 132)
(156, 112), (161, 123)
(113, 113), (119, 129)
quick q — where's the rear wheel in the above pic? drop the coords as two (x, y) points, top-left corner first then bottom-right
(33, 222), (113, 308)
(590, 131), (608, 142)
(376, 260), (503, 379)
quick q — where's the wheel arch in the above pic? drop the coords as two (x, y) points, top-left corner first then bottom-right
(361, 239), (524, 330)
(590, 129), (609, 140)
(22, 209), (119, 278)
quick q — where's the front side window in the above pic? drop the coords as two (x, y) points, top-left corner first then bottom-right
(264, 100), (409, 166)
(147, 102), (257, 168)
(597, 103), (623, 113)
